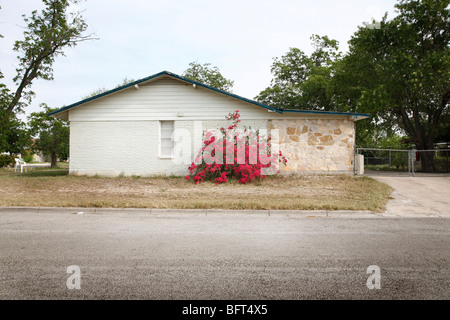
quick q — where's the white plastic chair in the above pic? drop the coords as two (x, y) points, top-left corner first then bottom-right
(14, 158), (20, 172)
(14, 158), (27, 173)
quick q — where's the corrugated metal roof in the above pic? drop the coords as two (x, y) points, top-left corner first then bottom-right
(49, 70), (370, 119)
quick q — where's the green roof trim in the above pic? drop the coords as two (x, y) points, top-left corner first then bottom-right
(48, 70), (370, 119)
(167, 71), (283, 114)
(280, 108), (371, 118)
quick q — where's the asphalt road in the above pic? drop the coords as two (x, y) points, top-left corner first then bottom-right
(0, 209), (449, 300)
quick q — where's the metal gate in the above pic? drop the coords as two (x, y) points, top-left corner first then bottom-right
(355, 148), (411, 175)
(412, 149), (450, 173)
(354, 148), (450, 176)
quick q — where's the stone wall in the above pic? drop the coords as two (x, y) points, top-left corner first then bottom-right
(269, 119), (355, 173)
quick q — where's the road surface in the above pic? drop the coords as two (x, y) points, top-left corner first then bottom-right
(0, 209), (448, 300)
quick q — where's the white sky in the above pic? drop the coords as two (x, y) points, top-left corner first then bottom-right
(0, 0), (398, 119)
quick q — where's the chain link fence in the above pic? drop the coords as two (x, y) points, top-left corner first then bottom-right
(355, 148), (450, 176)
(413, 149), (450, 173)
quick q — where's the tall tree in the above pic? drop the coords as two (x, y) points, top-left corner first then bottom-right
(182, 62), (234, 92)
(3, 0), (94, 117)
(0, 0), (94, 153)
(336, 0), (449, 171)
(255, 35), (341, 111)
(28, 104), (69, 167)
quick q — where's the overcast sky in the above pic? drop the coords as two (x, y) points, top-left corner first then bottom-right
(0, 0), (399, 119)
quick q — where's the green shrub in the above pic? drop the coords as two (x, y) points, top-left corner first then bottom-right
(392, 153), (408, 169)
(0, 155), (15, 168)
(21, 150), (34, 163)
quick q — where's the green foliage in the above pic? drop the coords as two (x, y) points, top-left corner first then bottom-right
(392, 153), (408, 170)
(81, 87), (109, 99)
(256, 1), (449, 159)
(182, 62), (234, 92)
(376, 135), (408, 150)
(3, 0), (94, 116)
(324, 0), (450, 171)
(0, 111), (31, 154)
(0, 154), (15, 168)
(336, 0), (449, 171)
(21, 149), (34, 163)
(81, 77), (136, 99)
(435, 113), (450, 142)
(28, 104), (69, 167)
(0, 1), (93, 156)
(0, 73), (28, 153)
(255, 35), (341, 111)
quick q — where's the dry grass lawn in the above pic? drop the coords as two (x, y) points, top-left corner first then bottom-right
(0, 168), (392, 212)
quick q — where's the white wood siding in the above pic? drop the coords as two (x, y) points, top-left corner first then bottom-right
(68, 77), (352, 122)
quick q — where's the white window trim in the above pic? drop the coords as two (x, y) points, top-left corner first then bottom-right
(159, 121), (175, 159)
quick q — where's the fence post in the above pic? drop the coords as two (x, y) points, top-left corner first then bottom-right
(408, 150), (411, 176)
(388, 148), (392, 168)
(447, 150), (449, 173)
(409, 150), (415, 177)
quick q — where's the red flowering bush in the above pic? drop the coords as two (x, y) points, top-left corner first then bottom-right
(185, 110), (287, 184)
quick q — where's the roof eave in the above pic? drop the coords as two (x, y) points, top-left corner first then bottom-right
(48, 71), (283, 116)
(48, 71), (171, 116)
(280, 109), (370, 120)
(165, 72), (283, 114)
(48, 70), (369, 119)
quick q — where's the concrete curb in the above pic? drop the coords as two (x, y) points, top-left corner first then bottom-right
(1, 206), (444, 218)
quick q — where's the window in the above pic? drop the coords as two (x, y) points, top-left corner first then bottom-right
(160, 121), (174, 158)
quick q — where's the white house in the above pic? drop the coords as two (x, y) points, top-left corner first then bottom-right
(49, 71), (369, 177)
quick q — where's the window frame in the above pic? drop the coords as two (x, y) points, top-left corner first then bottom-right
(159, 120), (175, 159)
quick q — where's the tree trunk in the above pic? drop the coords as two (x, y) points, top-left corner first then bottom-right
(51, 152), (58, 168)
(400, 108), (437, 173)
(419, 151), (435, 172)
(416, 139), (435, 173)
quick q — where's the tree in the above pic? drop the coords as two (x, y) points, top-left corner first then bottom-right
(0, 113), (31, 155)
(336, 0), (449, 171)
(0, 1), (94, 154)
(1, 70), (31, 153)
(435, 114), (450, 142)
(2, 0), (94, 118)
(255, 35), (341, 111)
(182, 62), (234, 92)
(81, 77), (136, 99)
(28, 104), (69, 167)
